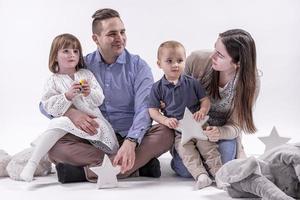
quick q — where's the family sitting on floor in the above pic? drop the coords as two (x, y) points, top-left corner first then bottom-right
(1, 7), (299, 200)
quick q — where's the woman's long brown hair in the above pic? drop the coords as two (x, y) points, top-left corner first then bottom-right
(205, 29), (257, 133)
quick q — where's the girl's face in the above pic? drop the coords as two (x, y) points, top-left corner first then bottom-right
(56, 47), (80, 74)
(210, 38), (237, 73)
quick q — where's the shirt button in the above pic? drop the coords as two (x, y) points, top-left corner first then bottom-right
(105, 84), (109, 87)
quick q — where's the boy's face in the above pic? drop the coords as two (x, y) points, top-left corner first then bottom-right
(157, 47), (186, 82)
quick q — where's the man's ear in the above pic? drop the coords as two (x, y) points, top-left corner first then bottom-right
(92, 34), (99, 45)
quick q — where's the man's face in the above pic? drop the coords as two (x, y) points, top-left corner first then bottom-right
(93, 17), (126, 62)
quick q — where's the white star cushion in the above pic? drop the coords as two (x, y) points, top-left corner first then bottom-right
(90, 154), (121, 189)
(176, 107), (209, 145)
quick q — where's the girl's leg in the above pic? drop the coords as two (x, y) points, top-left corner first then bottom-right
(20, 129), (67, 182)
(217, 139), (237, 164)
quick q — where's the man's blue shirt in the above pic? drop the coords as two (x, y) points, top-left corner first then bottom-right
(84, 49), (154, 143)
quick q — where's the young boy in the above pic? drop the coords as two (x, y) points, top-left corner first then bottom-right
(148, 41), (222, 189)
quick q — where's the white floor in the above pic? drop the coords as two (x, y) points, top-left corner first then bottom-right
(0, 156), (247, 200)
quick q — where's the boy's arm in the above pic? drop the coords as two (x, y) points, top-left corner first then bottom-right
(193, 97), (211, 121)
(199, 96), (211, 115)
(149, 108), (168, 125)
(149, 108), (178, 129)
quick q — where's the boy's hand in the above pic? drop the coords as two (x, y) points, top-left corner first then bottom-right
(79, 79), (90, 97)
(163, 117), (178, 129)
(65, 82), (81, 100)
(193, 109), (207, 121)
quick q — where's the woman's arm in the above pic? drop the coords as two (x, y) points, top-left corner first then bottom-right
(185, 50), (213, 79)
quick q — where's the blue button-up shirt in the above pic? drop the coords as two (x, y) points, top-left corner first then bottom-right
(84, 49), (154, 143)
(148, 74), (206, 120)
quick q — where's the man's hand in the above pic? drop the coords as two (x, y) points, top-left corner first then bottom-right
(203, 126), (221, 142)
(113, 139), (136, 174)
(64, 107), (99, 135)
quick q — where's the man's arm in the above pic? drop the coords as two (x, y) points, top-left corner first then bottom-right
(39, 102), (53, 119)
(39, 101), (98, 135)
(113, 58), (154, 173)
(126, 58), (154, 143)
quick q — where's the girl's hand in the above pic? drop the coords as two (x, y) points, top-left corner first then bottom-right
(80, 79), (90, 97)
(203, 126), (220, 142)
(65, 82), (81, 100)
(163, 117), (178, 129)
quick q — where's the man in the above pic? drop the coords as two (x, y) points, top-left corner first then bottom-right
(46, 8), (174, 183)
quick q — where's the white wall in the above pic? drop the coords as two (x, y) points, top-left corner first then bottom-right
(0, 0), (299, 155)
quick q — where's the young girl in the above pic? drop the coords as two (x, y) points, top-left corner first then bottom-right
(20, 33), (119, 182)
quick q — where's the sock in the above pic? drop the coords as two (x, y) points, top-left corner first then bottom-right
(20, 160), (38, 182)
(55, 163), (87, 183)
(139, 158), (161, 178)
(195, 173), (212, 189)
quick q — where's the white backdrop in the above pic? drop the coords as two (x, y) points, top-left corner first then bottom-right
(0, 0), (299, 155)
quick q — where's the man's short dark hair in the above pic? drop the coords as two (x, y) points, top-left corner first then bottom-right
(92, 8), (120, 34)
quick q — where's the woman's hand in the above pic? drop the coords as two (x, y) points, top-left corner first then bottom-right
(204, 126), (221, 142)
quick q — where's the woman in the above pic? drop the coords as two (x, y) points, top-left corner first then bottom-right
(171, 29), (260, 177)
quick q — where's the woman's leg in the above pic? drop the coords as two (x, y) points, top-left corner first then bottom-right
(218, 139), (237, 164)
(170, 146), (192, 178)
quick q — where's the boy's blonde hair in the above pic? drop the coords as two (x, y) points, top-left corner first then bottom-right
(48, 33), (85, 73)
(157, 40), (186, 59)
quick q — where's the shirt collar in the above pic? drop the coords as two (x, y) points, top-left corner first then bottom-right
(96, 49), (126, 65)
(162, 74), (183, 87)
